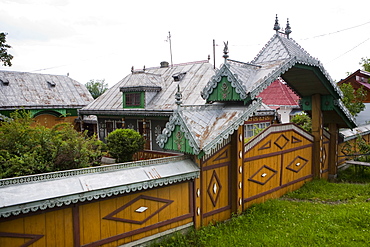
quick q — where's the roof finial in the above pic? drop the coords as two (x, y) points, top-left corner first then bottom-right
(175, 84), (182, 109)
(285, 18), (292, 38)
(131, 66), (134, 73)
(273, 14), (280, 33)
(223, 41), (229, 63)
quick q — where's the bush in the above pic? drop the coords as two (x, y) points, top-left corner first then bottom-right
(291, 113), (312, 132)
(106, 129), (145, 162)
(0, 110), (103, 178)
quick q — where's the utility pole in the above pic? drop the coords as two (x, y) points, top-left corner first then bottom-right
(168, 31), (173, 67)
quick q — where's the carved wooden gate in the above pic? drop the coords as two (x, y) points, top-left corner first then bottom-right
(242, 124), (314, 208)
(199, 143), (232, 226)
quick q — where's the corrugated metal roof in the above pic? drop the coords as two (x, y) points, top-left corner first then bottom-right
(80, 61), (215, 114)
(0, 155), (199, 218)
(0, 71), (93, 109)
(202, 33), (356, 128)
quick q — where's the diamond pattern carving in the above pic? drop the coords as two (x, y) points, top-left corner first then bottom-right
(248, 165), (277, 185)
(103, 195), (173, 224)
(286, 156), (308, 173)
(274, 134), (289, 150)
(259, 140), (271, 150)
(207, 170), (222, 207)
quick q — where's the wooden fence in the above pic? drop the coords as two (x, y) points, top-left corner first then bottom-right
(2, 123), (358, 246)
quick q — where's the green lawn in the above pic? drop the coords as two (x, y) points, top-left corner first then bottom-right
(152, 167), (370, 247)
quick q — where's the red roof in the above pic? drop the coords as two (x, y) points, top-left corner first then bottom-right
(258, 79), (300, 109)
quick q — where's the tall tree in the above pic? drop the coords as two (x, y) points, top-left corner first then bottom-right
(339, 83), (367, 117)
(85, 79), (108, 99)
(0, 32), (13, 66)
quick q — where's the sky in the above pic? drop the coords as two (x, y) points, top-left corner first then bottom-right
(1, 0), (370, 87)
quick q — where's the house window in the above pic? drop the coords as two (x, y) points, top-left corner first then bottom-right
(244, 122), (270, 138)
(125, 93), (141, 106)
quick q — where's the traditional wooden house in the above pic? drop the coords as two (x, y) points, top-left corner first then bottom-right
(0, 16), (358, 247)
(338, 69), (370, 125)
(79, 60), (276, 151)
(0, 71), (93, 128)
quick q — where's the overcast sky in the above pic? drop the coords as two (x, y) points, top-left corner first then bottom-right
(1, 0), (370, 87)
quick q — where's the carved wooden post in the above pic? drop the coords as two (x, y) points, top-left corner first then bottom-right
(193, 156), (202, 229)
(328, 123), (339, 181)
(311, 94), (323, 178)
(231, 125), (244, 214)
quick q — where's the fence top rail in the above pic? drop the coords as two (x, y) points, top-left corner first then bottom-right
(0, 155), (199, 218)
(0, 155), (189, 187)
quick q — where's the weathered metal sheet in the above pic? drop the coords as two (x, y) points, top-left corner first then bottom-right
(80, 61), (214, 114)
(0, 71), (93, 109)
(0, 155), (199, 217)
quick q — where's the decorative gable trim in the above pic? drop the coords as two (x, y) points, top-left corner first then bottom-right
(157, 98), (262, 155)
(157, 111), (200, 155)
(249, 57), (343, 101)
(201, 64), (247, 102)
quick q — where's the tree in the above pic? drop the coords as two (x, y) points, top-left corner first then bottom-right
(0, 110), (103, 178)
(85, 79), (108, 99)
(291, 113), (312, 132)
(359, 57), (370, 72)
(339, 83), (367, 117)
(106, 129), (145, 162)
(0, 32), (13, 66)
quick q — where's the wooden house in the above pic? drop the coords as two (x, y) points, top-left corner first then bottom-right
(0, 71), (93, 128)
(0, 17), (359, 247)
(338, 69), (370, 125)
(79, 61), (276, 151)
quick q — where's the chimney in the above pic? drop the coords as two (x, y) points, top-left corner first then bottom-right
(160, 61), (169, 68)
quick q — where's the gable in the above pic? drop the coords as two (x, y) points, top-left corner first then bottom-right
(207, 76), (243, 102)
(163, 125), (195, 154)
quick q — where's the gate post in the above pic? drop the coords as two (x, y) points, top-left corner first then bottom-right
(231, 126), (244, 215)
(312, 94), (323, 178)
(328, 123), (338, 181)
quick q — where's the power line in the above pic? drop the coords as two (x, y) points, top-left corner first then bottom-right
(328, 36), (370, 63)
(301, 20), (370, 40)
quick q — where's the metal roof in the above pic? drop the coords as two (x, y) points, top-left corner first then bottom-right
(157, 98), (263, 155)
(80, 61), (215, 116)
(0, 155), (199, 218)
(340, 123), (370, 142)
(0, 71), (93, 110)
(201, 33), (356, 128)
(258, 79), (300, 109)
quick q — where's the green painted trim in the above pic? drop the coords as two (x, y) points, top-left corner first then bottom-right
(207, 76), (243, 102)
(197, 151), (205, 160)
(301, 96), (312, 111)
(333, 105), (356, 129)
(31, 109), (66, 117)
(164, 125), (195, 154)
(123, 91), (145, 108)
(293, 64), (340, 98)
(321, 95), (334, 111)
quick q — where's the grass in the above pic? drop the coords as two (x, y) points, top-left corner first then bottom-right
(151, 168), (370, 247)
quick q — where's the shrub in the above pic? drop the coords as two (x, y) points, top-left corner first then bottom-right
(291, 113), (312, 132)
(106, 129), (145, 162)
(0, 110), (103, 178)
